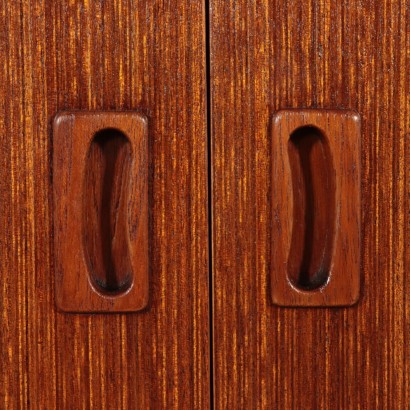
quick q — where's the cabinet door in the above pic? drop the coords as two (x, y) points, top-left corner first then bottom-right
(0, 1), (209, 408)
(210, 1), (409, 408)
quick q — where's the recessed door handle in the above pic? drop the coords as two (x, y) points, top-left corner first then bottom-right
(271, 109), (361, 306)
(53, 111), (149, 312)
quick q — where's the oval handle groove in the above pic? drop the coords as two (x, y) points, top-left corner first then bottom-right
(83, 128), (133, 295)
(287, 125), (335, 290)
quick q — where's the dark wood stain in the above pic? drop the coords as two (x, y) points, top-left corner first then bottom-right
(84, 127), (133, 294)
(287, 125), (334, 290)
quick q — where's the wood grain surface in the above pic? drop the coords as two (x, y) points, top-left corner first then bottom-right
(210, 0), (409, 408)
(271, 110), (361, 306)
(0, 1), (209, 408)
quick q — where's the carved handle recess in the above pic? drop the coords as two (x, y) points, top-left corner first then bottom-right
(271, 109), (361, 307)
(53, 111), (148, 312)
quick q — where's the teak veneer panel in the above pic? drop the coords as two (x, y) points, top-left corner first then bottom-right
(210, 0), (410, 408)
(0, 1), (209, 408)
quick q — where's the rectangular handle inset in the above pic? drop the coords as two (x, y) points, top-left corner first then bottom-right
(271, 109), (360, 306)
(53, 111), (149, 312)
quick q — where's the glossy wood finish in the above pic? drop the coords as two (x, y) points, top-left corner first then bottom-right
(271, 110), (361, 306)
(54, 112), (149, 312)
(0, 1), (209, 408)
(210, 0), (409, 408)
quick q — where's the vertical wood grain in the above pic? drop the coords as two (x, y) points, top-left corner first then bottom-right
(0, 0), (209, 408)
(210, 0), (409, 408)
